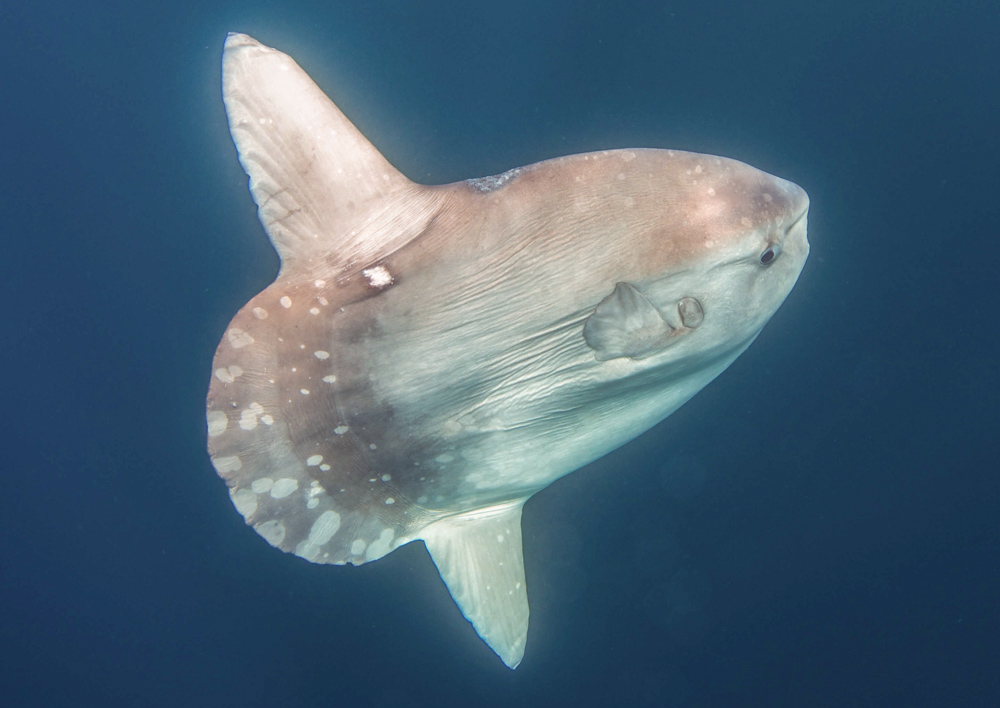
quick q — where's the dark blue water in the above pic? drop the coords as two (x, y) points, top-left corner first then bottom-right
(3, 2), (998, 706)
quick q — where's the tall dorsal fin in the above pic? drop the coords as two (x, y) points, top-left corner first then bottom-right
(418, 502), (530, 669)
(221, 33), (441, 271)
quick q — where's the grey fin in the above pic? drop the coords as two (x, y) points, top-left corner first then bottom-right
(221, 33), (440, 271)
(583, 282), (675, 361)
(418, 502), (529, 669)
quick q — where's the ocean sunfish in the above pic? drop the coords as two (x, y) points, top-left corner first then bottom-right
(206, 33), (809, 668)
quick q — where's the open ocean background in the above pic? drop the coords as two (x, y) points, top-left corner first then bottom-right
(3, 1), (998, 706)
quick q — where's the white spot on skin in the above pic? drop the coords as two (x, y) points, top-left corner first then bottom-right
(251, 478), (273, 494)
(314, 351), (330, 360)
(436, 454), (454, 464)
(252, 307), (268, 319)
(212, 456), (242, 474)
(260, 414), (274, 426)
(319, 464), (331, 472)
(227, 328), (254, 349)
(322, 375), (336, 383)
(279, 296), (292, 308)
(294, 511), (342, 560)
(351, 539), (366, 555)
(307, 498), (319, 509)
(365, 529), (396, 561)
(309, 307), (320, 315)
(257, 520), (286, 546)
(306, 455), (323, 466)
(317, 296), (328, 306)
(308, 511), (341, 545)
(707, 187), (716, 196)
(381, 474), (391, 481)
(214, 365), (244, 384)
(301, 389), (310, 395)
(206, 411), (227, 437)
(362, 266), (393, 288)
(313, 279), (326, 288)
(231, 489), (257, 518)
(334, 425), (349, 435)
(270, 478), (299, 498)
(497, 534), (505, 543)
(695, 164), (703, 174)
(385, 498), (395, 505)
(239, 406), (260, 430)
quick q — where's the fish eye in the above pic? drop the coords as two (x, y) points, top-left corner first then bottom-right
(759, 243), (781, 265)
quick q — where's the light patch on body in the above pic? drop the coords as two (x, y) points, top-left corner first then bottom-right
(251, 477), (274, 494)
(319, 464), (331, 471)
(468, 167), (521, 192)
(212, 455), (242, 474)
(270, 478), (299, 498)
(257, 519), (286, 545)
(279, 296), (292, 308)
(239, 402), (265, 430)
(365, 528), (396, 561)
(362, 265), (393, 288)
(306, 455), (323, 466)
(385, 498), (395, 505)
(308, 511), (341, 545)
(214, 365), (244, 383)
(314, 350), (330, 360)
(309, 307), (320, 315)
(351, 539), (367, 556)
(230, 488), (257, 518)
(295, 510), (342, 560)
(227, 328), (254, 348)
(260, 414), (274, 425)
(322, 375), (336, 383)
(334, 425), (349, 435)
(206, 411), (228, 437)
(252, 307), (268, 319)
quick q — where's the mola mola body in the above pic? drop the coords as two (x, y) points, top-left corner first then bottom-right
(207, 33), (809, 668)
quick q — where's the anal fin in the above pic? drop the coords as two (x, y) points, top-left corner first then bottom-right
(418, 501), (529, 669)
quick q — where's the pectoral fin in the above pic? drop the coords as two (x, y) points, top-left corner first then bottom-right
(583, 281), (676, 361)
